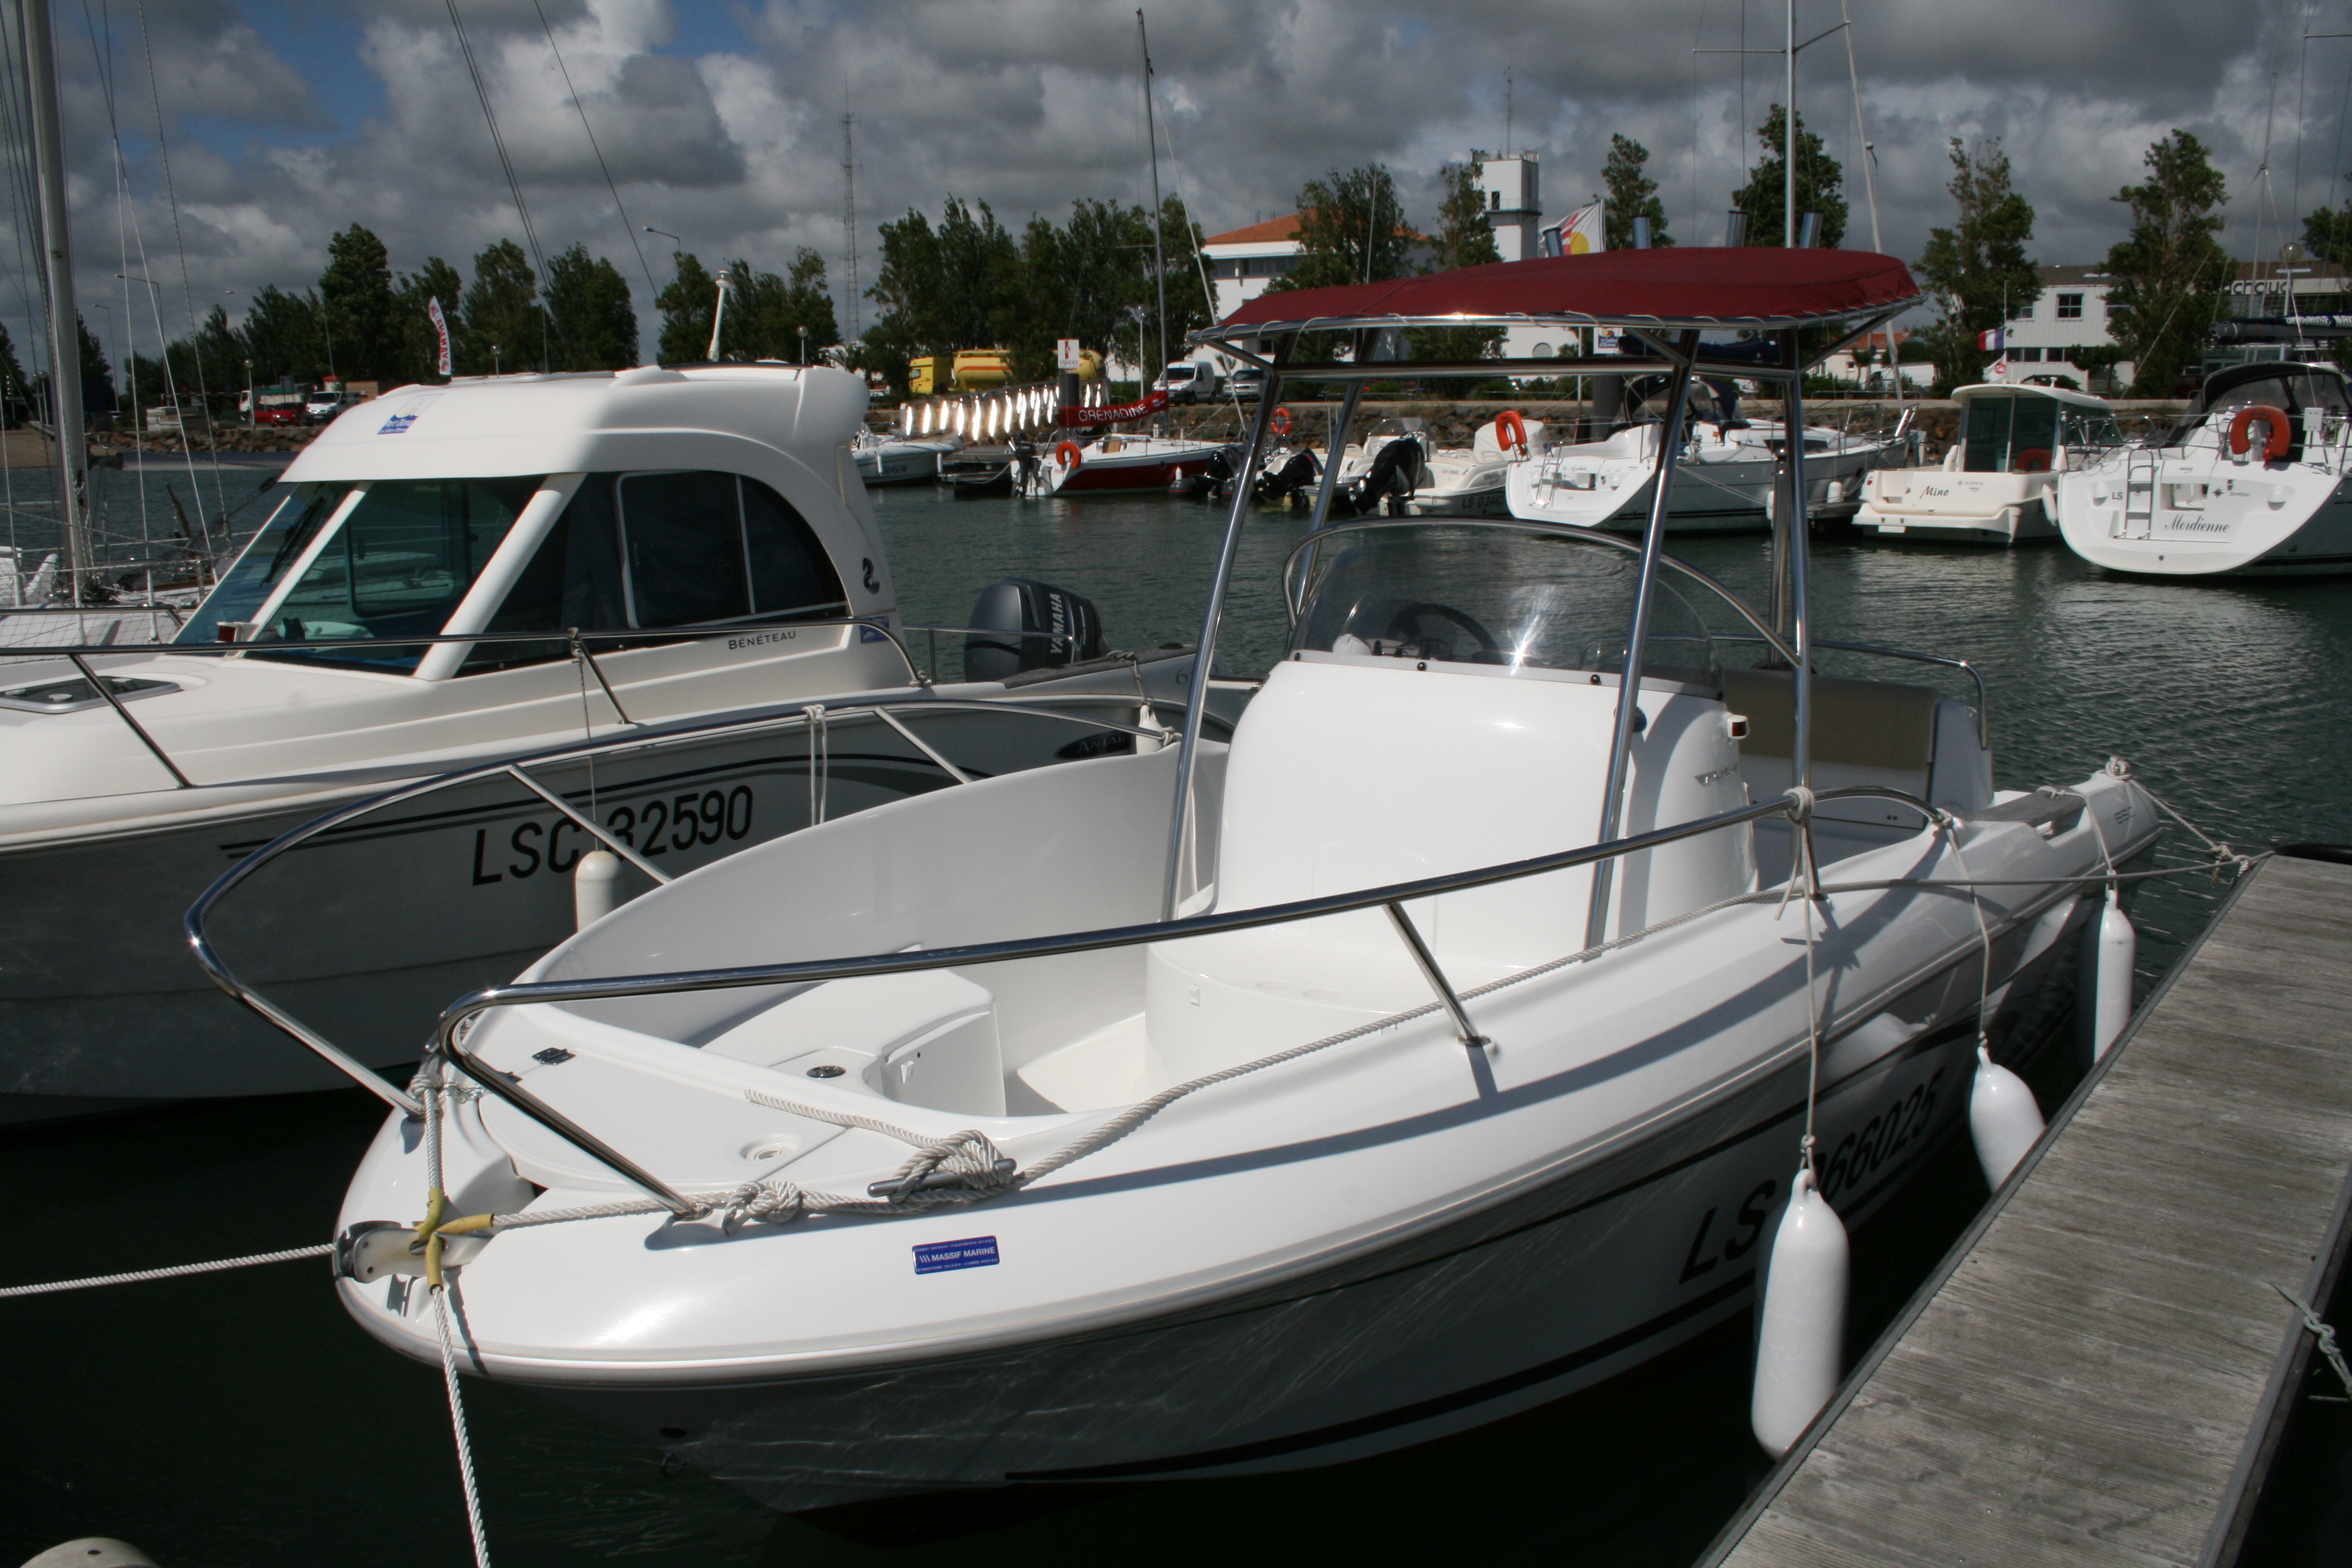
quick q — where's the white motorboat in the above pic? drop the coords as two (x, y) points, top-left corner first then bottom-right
(2054, 360), (2352, 576)
(1022, 431), (1227, 496)
(319, 249), (2157, 1514)
(1330, 419), (1517, 517)
(1857, 384), (2119, 546)
(1508, 397), (1907, 534)
(0, 366), (1235, 1119)
(852, 429), (957, 486)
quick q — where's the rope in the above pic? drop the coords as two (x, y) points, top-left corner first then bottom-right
(0, 1244), (331, 1298)
(2274, 1282), (2352, 1399)
(805, 703), (829, 825)
(434, 1282), (492, 1568)
(1936, 811), (2002, 1067)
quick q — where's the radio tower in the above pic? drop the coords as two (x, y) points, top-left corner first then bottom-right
(840, 113), (861, 344)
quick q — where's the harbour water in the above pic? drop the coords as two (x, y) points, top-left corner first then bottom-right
(4, 477), (2350, 1566)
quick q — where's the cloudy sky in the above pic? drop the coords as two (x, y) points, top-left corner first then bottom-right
(5, 0), (2343, 381)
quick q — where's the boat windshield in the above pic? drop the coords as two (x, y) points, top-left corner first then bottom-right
(1291, 524), (1719, 688)
(175, 484), (349, 646)
(1959, 395), (2062, 472)
(228, 477), (544, 671)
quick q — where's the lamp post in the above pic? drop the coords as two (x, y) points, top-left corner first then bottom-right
(492, 344), (502, 376)
(799, 324), (809, 365)
(244, 358), (253, 426)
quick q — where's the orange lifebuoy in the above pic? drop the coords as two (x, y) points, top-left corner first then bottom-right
(1055, 440), (1084, 469)
(2229, 403), (2292, 462)
(1270, 406), (1293, 438)
(1494, 408), (1529, 456)
(2011, 447), (2051, 474)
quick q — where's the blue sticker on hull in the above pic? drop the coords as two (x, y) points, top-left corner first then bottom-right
(914, 1236), (999, 1275)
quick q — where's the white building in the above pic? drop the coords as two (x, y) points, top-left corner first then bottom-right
(1988, 266), (2130, 391)
(1474, 152), (1542, 262)
(1204, 214), (1305, 323)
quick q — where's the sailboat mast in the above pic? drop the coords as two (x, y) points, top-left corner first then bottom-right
(841, 111), (861, 345)
(1138, 9), (1166, 382)
(1784, 0), (1796, 246)
(19, 0), (85, 596)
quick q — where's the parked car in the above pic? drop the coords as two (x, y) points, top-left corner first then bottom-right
(1227, 365), (1264, 402)
(253, 391), (309, 427)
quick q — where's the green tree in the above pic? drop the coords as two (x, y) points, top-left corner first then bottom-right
(1731, 106), (1847, 248)
(0, 321), (27, 422)
(1415, 161), (1505, 362)
(1267, 164), (1415, 293)
(459, 240), (543, 376)
(1915, 138), (2041, 394)
(395, 258), (463, 385)
(318, 223), (402, 384)
(656, 252), (720, 365)
(717, 247), (839, 363)
(77, 314), (116, 414)
(1602, 134), (1673, 249)
(2306, 201), (2352, 266)
(863, 198), (1025, 381)
(543, 244), (639, 370)
(242, 284), (326, 387)
(2104, 129), (2230, 397)
(1053, 197), (1153, 365)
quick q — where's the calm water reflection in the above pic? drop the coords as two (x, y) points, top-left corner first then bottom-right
(4, 485), (2347, 1566)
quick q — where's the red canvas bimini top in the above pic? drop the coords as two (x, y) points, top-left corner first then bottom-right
(1198, 247), (1920, 341)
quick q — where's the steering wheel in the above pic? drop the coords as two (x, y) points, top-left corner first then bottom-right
(1383, 601), (1503, 661)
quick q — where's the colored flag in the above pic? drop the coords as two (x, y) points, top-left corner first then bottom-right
(1539, 200), (1607, 258)
(428, 296), (452, 377)
(1978, 326), (2005, 351)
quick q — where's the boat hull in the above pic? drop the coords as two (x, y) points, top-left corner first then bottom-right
(540, 915), (2085, 1514)
(2056, 450), (2352, 576)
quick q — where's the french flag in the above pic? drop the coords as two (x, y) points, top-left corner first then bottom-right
(1978, 327), (2005, 351)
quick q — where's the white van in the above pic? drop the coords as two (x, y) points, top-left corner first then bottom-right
(1152, 360), (1220, 405)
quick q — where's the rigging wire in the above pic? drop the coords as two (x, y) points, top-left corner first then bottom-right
(442, 0), (565, 368)
(80, 0), (151, 571)
(528, 0), (656, 299)
(133, 0), (227, 538)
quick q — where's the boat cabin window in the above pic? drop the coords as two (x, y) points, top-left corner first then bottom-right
(174, 484), (345, 645)
(1292, 523), (1718, 687)
(203, 477), (544, 670)
(1959, 395), (2061, 472)
(459, 470), (844, 672)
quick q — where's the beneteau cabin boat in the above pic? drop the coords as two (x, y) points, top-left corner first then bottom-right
(321, 250), (2155, 1514)
(1857, 384), (2119, 545)
(0, 365), (1222, 1118)
(2055, 360), (2352, 576)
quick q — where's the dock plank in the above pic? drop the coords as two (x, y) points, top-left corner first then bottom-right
(1706, 854), (2352, 1568)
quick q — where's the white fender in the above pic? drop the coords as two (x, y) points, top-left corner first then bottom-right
(1968, 1047), (2045, 1190)
(573, 848), (622, 930)
(1751, 1166), (1849, 1457)
(2084, 888), (2137, 1059)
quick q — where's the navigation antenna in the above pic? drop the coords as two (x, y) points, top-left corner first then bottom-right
(841, 112), (861, 345)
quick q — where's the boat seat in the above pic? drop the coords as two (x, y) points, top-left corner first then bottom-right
(1724, 666), (1990, 833)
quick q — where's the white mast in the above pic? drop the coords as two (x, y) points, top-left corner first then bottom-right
(1784, 0), (1797, 246)
(19, 0), (86, 596)
(841, 112), (861, 345)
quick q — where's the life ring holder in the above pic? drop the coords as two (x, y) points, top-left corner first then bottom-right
(1270, 406), (1293, 439)
(1055, 440), (1084, 469)
(2229, 404), (2292, 462)
(1494, 408), (1530, 457)
(2011, 447), (2052, 474)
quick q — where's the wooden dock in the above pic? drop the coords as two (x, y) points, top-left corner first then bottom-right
(1700, 849), (2352, 1568)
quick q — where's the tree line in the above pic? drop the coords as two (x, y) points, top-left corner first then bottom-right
(4, 224), (842, 425)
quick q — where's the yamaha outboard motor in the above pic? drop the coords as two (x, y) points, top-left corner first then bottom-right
(1257, 446), (1321, 506)
(1351, 436), (1423, 516)
(1179, 445), (1237, 500)
(964, 578), (1108, 681)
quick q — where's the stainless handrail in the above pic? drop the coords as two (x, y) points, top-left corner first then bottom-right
(7, 612), (926, 791)
(410, 785), (1939, 1209)
(183, 696), (1171, 1122)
